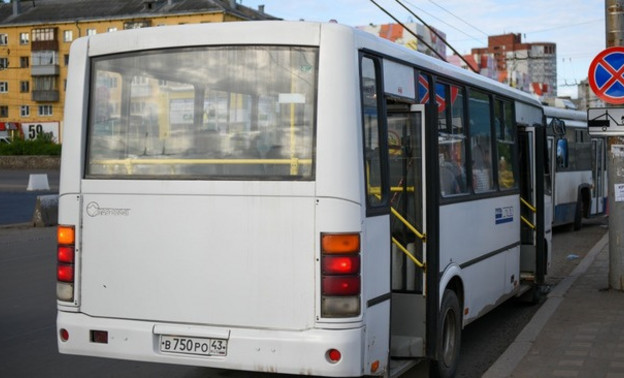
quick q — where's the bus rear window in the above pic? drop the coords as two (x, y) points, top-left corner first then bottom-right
(86, 46), (317, 180)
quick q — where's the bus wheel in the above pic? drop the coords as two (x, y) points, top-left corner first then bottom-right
(432, 289), (461, 378)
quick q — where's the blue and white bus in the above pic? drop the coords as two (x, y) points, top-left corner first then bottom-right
(545, 106), (607, 229)
(56, 21), (551, 377)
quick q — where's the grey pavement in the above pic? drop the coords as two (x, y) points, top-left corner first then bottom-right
(485, 232), (624, 378)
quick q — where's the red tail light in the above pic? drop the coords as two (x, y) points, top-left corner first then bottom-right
(322, 276), (361, 295)
(57, 225), (76, 302)
(57, 246), (74, 264)
(321, 233), (361, 317)
(57, 264), (74, 282)
(322, 255), (360, 275)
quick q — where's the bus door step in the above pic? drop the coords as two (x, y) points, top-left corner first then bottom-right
(390, 335), (424, 357)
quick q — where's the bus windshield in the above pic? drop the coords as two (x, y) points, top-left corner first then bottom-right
(86, 46), (318, 180)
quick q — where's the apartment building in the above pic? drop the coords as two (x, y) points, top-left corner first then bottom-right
(0, 0), (276, 142)
(471, 33), (557, 99)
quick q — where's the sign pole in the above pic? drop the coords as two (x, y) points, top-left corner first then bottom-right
(606, 0), (624, 290)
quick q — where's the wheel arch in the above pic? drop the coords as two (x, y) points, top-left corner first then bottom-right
(438, 263), (465, 324)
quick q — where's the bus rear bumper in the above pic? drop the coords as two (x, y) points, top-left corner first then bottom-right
(57, 311), (368, 376)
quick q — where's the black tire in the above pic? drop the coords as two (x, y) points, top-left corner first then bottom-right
(432, 289), (461, 378)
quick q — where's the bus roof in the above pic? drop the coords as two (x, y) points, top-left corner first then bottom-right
(80, 21), (542, 109)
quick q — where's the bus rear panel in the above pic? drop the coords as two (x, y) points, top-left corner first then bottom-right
(57, 22), (389, 376)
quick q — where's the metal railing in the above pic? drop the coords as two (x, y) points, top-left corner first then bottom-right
(520, 197), (536, 230)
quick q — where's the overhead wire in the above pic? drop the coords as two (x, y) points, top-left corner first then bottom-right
(394, 0), (479, 73)
(369, 0), (448, 62)
(424, 0), (488, 37)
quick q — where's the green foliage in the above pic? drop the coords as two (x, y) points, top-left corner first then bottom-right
(0, 134), (62, 156)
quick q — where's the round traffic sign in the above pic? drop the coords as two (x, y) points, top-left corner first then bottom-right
(588, 46), (624, 104)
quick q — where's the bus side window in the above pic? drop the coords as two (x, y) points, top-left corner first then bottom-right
(361, 56), (387, 209)
(468, 89), (494, 193)
(436, 81), (468, 197)
(495, 99), (517, 190)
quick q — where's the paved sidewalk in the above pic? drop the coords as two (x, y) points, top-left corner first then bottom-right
(484, 233), (624, 378)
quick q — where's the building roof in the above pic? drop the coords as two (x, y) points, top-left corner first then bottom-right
(0, 0), (279, 26)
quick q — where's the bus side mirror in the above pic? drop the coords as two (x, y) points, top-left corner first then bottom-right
(549, 118), (566, 137)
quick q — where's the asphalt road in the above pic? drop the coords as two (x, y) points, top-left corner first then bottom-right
(0, 168), (609, 377)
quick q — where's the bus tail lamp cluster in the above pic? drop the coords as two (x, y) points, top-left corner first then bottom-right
(57, 225), (76, 302)
(321, 233), (361, 317)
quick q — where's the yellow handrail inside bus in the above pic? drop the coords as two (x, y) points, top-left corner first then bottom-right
(362, 168), (427, 270)
(391, 207), (426, 241)
(91, 157), (312, 175)
(91, 158), (312, 166)
(520, 197), (536, 230)
(520, 197), (537, 213)
(521, 216), (536, 230)
(368, 186), (416, 195)
(392, 237), (425, 269)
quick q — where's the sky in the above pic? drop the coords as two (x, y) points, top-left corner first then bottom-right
(240, 0), (606, 99)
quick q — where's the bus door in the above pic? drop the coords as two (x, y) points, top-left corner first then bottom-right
(518, 124), (548, 287)
(386, 103), (427, 358)
(591, 137), (606, 214)
(547, 135), (556, 218)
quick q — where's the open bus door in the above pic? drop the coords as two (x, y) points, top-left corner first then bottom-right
(386, 103), (428, 375)
(518, 123), (551, 297)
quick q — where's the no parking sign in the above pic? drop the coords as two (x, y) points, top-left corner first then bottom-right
(588, 46), (624, 104)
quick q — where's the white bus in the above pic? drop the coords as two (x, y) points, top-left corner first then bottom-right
(56, 22), (551, 377)
(545, 106), (607, 229)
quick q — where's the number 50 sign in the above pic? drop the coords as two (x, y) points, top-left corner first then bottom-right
(21, 122), (60, 143)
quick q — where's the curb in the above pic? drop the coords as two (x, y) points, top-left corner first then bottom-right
(482, 232), (609, 378)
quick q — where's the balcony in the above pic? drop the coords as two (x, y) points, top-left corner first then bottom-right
(32, 90), (59, 102)
(32, 39), (59, 52)
(31, 64), (60, 76)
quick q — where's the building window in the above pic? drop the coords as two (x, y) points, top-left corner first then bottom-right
(32, 51), (58, 66)
(87, 29), (97, 36)
(32, 28), (56, 41)
(124, 21), (150, 29)
(64, 54), (69, 66)
(0, 34), (7, 45)
(0, 58), (8, 69)
(63, 30), (73, 42)
(38, 105), (53, 116)
(33, 76), (58, 91)
(20, 81), (29, 93)
(0, 106), (7, 118)
(20, 105), (30, 117)
(20, 56), (29, 68)
(107, 27), (117, 33)
(19, 32), (29, 45)
(0, 82), (7, 93)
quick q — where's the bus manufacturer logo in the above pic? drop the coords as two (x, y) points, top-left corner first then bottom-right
(86, 201), (130, 217)
(495, 207), (514, 224)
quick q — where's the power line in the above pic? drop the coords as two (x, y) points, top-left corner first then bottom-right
(394, 0), (479, 73)
(524, 18), (603, 36)
(401, 0), (484, 46)
(424, 0), (488, 37)
(369, 0), (448, 62)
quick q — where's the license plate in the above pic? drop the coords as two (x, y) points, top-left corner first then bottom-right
(160, 335), (228, 356)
